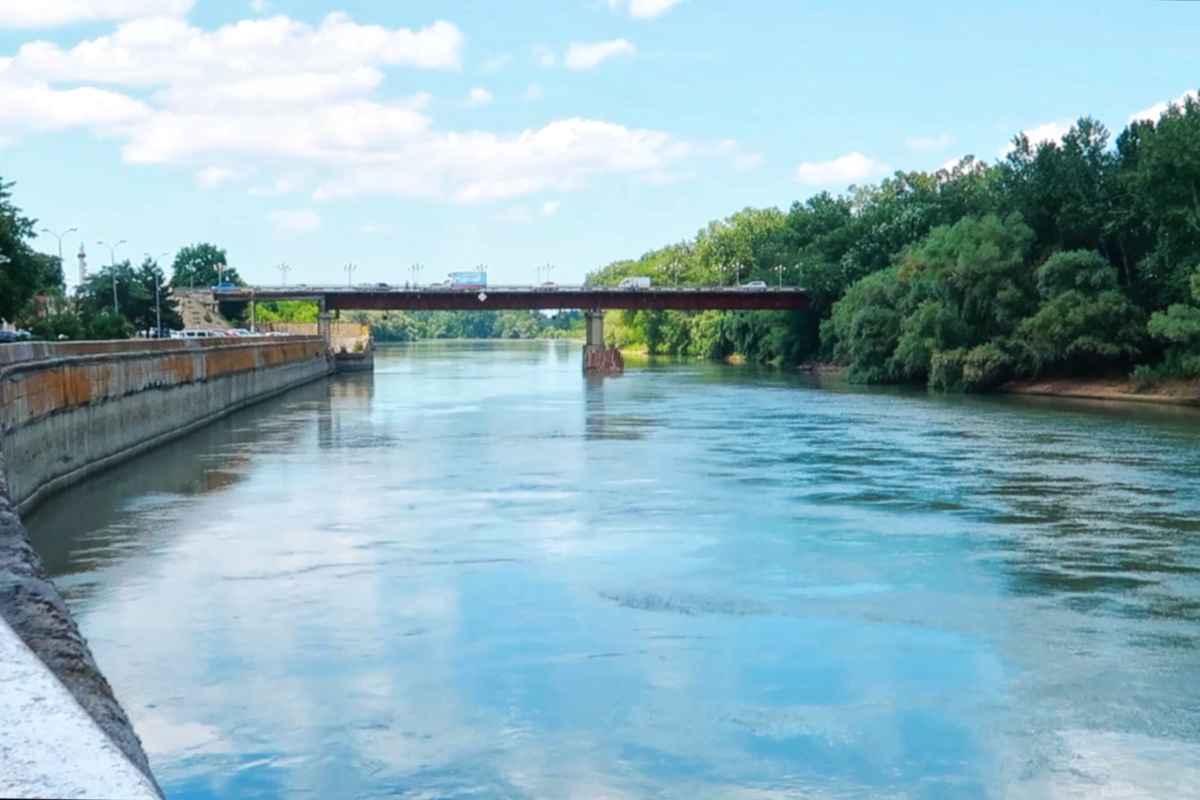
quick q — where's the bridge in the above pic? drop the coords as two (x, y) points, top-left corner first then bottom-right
(214, 285), (812, 373)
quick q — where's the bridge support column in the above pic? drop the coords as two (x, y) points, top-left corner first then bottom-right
(317, 311), (334, 352)
(582, 309), (623, 375)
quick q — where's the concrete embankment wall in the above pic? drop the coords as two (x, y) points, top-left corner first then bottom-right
(0, 337), (331, 796)
(256, 321), (371, 354)
(0, 337), (330, 514)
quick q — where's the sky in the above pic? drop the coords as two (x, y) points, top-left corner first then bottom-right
(0, 0), (1197, 289)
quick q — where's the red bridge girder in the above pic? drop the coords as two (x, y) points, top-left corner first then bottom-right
(218, 287), (812, 312)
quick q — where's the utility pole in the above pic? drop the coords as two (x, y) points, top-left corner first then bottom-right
(345, 262), (357, 287)
(98, 239), (126, 314)
(277, 263), (291, 287)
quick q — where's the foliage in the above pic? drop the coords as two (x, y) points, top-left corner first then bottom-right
(1, 176), (64, 321)
(170, 243), (241, 289)
(254, 300), (319, 324)
(583, 96), (1200, 390)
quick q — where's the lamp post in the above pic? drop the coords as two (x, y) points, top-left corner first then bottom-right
(41, 225), (77, 286)
(670, 260), (680, 286)
(277, 263), (291, 287)
(345, 263), (357, 287)
(412, 263), (424, 287)
(541, 263), (554, 285)
(774, 264), (785, 287)
(98, 239), (126, 314)
(146, 251), (169, 335)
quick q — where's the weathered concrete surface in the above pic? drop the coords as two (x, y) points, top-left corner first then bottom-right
(0, 336), (333, 795)
(0, 491), (162, 798)
(1, 337), (330, 514)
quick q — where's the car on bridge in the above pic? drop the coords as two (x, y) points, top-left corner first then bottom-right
(742, 281), (767, 288)
(213, 282), (237, 291)
(618, 276), (651, 289)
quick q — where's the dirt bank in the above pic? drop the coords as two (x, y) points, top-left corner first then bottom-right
(999, 376), (1200, 408)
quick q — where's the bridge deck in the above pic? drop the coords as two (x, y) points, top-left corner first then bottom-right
(216, 286), (811, 312)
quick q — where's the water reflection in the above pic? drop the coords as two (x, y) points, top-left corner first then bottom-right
(22, 342), (1200, 800)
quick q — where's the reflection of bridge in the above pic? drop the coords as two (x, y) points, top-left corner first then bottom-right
(216, 285), (812, 373)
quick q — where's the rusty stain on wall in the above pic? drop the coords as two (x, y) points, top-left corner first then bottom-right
(0, 339), (326, 435)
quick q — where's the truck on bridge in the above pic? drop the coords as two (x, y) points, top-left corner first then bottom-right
(448, 271), (487, 289)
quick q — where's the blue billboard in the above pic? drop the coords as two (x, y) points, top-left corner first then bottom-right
(449, 271), (487, 288)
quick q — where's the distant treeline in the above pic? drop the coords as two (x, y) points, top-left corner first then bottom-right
(586, 96), (1200, 390)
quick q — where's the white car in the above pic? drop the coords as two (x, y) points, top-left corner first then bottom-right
(742, 281), (767, 288)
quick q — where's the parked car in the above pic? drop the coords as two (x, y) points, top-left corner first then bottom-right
(618, 276), (652, 289)
(180, 329), (227, 338)
(742, 280), (768, 288)
(226, 328), (260, 337)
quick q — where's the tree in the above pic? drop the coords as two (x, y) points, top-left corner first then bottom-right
(170, 243), (241, 289)
(1, 177), (63, 321)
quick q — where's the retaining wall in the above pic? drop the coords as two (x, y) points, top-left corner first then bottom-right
(0, 337), (332, 796)
(0, 337), (331, 514)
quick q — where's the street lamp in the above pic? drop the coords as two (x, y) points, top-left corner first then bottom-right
(98, 239), (126, 313)
(146, 252), (169, 335)
(774, 264), (785, 287)
(277, 263), (291, 287)
(670, 260), (680, 286)
(345, 262), (357, 287)
(41, 226), (77, 285)
(411, 263), (424, 287)
(541, 263), (554, 285)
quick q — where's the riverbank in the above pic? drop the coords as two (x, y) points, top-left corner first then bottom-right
(1000, 375), (1200, 408)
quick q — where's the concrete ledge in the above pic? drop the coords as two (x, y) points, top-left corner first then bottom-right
(0, 617), (161, 799)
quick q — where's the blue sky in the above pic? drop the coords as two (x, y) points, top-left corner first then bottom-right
(0, 0), (1197, 288)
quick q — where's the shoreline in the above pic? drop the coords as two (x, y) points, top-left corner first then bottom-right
(998, 376), (1200, 408)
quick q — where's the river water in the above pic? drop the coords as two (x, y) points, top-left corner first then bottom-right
(23, 341), (1200, 799)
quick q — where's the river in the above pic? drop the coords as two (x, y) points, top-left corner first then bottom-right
(22, 340), (1200, 799)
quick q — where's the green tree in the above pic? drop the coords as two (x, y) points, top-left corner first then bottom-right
(170, 243), (241, 289)
(1, 177), (64, 321)
(1016, 250), (1145, 375)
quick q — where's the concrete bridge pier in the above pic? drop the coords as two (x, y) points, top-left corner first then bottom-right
(582, 309), (624, 374)
(317, 311), (334, 351)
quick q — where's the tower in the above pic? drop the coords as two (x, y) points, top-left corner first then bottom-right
(77, 243), (87, 288)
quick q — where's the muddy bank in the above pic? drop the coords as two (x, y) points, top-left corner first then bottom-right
(1000, 376), (1200, 408)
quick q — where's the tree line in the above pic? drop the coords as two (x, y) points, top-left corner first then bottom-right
(0, 194), (248, 339)
(587, 94), (1200, 390)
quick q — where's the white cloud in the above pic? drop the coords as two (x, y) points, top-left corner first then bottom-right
(268, 208), (320, 235)
(533, 45), (557, 68)
(495, 207), (531, 223)
(542, 201), (559, 217)
(563, 39), (635, 70)
(522, 82), (543, 102)
(0, 13), (729, 205)
(0, 0), (192, 29)
(462, 87), (493, 108)
(7, 14), (463, 88)
(1129, 90), (1199, 125)
(904, 133), (951, 151)
(248, 174), (304, 197)
(795, 152), (891, 186)
(481, 54), (511, 73)
(607, 0), (689, 18)
(999, 120), (1073, 156)
(194, 167), (238, 188)
(249, 0), (270, 12)
(731, 152), (762, 170)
